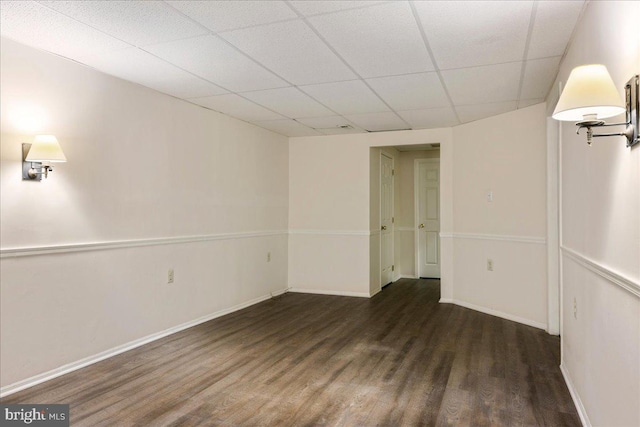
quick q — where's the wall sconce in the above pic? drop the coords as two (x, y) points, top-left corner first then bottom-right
(22, 135), (67, 180)
(552, 64), (639, 147)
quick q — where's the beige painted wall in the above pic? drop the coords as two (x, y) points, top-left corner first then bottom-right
(549, 1), (640, 425)
(453, 104), (547, 237)
(450, 104), (548, 328)
(0, 39), (289, 389)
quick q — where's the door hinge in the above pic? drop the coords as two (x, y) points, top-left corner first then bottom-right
(392, 217), (395, 223)
(392, 265), (395, 271)
(392, 169), (395, 176)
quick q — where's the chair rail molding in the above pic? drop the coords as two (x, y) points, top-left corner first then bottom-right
(440, 232), (546, 245)
(561, 246), (640, 298)
(288, 229), (372, 236)
(0, 230), (288, 258)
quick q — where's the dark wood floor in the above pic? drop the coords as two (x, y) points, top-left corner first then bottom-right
(3, 279), (580, 426)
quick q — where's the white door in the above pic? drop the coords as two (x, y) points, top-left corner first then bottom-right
(416, 159), (440, 278)
(380, 153), (394, 286)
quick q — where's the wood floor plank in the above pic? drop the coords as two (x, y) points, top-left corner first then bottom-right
(2, 279), (580, 426)
(435, 387), (476, 426)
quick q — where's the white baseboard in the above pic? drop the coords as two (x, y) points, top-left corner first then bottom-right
(0, 288), (288, 398)
(370, 287), (382, 297)
(438, 298), (546, 330)
(560, 364), (590, 427)
(400, 275), (418, 279)
(270, 287), (290, 297)
(288, 288), (370, 298)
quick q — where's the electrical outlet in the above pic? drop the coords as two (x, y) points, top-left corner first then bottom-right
(487, 259), (493, 271)
(487, 190), (493, 202)
(267, 252), (271, 262)
(168, 268), (174, 284)
(573, 297), (577, 319)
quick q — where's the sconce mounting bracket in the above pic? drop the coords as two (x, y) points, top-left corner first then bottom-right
(22, 143), (42, 181)
(574, 74), (639, 147)
(627, 74), (639, 147)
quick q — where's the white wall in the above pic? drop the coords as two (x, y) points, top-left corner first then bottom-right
(288, 129), (453, 297)
(287, 134), (372, 297)
(0, 39), (289, 391)
(549, 1), (640, 425)
(449, 104), (548, 329)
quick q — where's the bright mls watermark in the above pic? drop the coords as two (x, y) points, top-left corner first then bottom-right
(0, 405), (69, 426)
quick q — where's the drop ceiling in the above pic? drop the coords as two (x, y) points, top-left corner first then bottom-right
(0, 0), (585, 137)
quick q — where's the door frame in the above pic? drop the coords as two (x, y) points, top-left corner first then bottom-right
(414, 158), (440, 278)
(380, 152), (395, 287)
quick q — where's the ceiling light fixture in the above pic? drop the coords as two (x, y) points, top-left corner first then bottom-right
(552, 64), (639, 147)
(22, 135), (67, 180)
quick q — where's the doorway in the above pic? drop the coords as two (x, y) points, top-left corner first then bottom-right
(415, 159), (441, 279)
(380, 152), (394, 287)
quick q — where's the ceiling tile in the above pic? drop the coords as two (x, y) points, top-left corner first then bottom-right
(414, 1), (533, 70)
(299, 80), (389, 115)
(79, 47), (187, 84)
(145, 35), (288, 92)
(0, 1), (129, 58)
(188, 94), (283, 122)
(144, 76), (227, 99)
(167, 0), (297, 33)
(242, 87), (334, 119)
(518, 98), (544, 109)
(344, 112), (409, 132)
(308, 2), (434, 78)
(528, 1), (584, 59)
(366, 72), (450, 111)
(38, 0), (208, 46)
(397, 107), (459, 129)
(456, 101), (517, 123)
(296, 115), (358, 130)
(289, 1), (386, 17)
(220, 20), (355, 85)
(520, 56), (561, 100)
(442, 62), (522, 105)
(253, 119), (321, 137)
(2, 0), (584, 131)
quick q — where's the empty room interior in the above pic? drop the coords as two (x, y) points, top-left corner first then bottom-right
(1, 1), (638, 426)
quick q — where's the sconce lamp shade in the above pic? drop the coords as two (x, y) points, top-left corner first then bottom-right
(25, 135), (66, 162)
(552, 64), (626, 121)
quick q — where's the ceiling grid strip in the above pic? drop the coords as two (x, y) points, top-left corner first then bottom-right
(284, 0), (412, 131)
(515, 1), (539, 109)
(408, 0), (461, 125)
